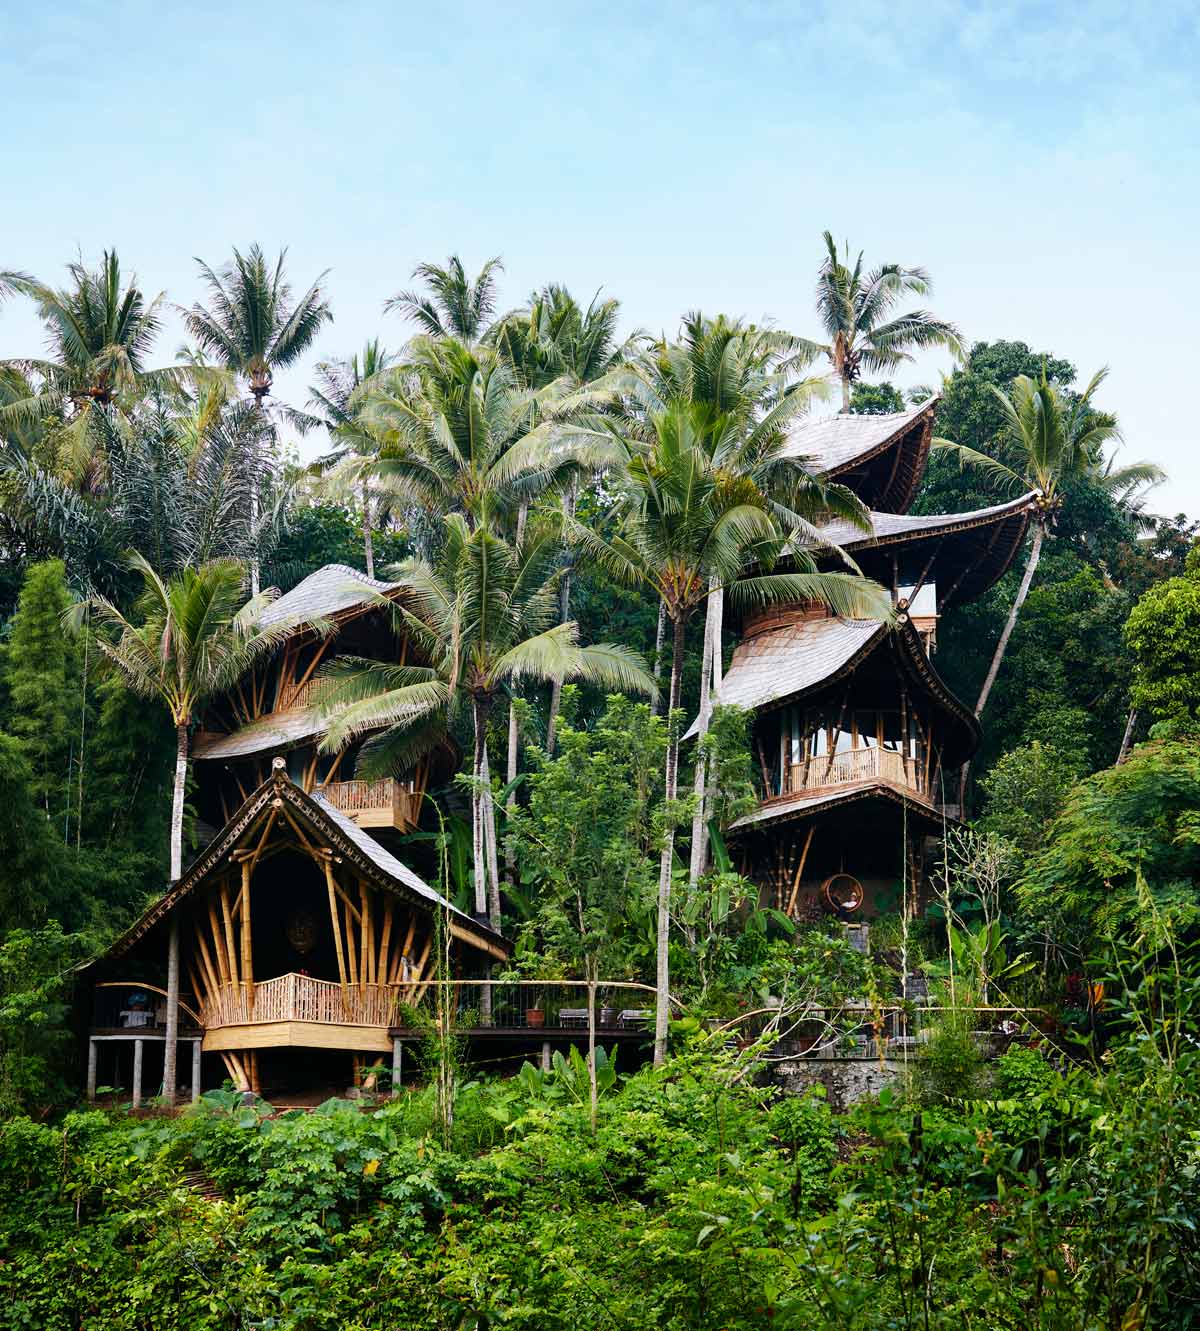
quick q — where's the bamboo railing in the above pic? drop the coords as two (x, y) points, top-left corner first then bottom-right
(322, 776), (423, 830)
(785, 747), (922, 798)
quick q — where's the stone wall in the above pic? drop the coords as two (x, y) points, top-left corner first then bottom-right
(770, 1054), (916, 1111)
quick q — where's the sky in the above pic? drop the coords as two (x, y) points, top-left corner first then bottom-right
(2, 1), (1197, 510)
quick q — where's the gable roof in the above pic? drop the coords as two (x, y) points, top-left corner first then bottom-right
(783, 398), (938, 511)
(92, 765), (508, 964)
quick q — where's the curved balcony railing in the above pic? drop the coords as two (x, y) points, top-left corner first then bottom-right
(777, 746), (927, 801)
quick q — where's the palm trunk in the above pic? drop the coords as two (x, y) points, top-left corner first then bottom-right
(958, 522), (1046, 807)
(654, 614), (686, 1067)
(162, 918), (179, 1106)
(974, 522), (1044, 721)
(840, 374), (851, 414)
(504, 697), (521, 879)
(545, 482), (577, 755)
(686, 580), (721, 911)
(170, 722), (188, 883)
(481, 746), (501, 928)
(362, 478), (374, 579)
(652, 603), (666, 713)
(471, 700), (488, 922)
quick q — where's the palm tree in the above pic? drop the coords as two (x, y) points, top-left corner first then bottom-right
(571, 402), (891, 1064)
(183, 245), (333, 406)
(0, 252), (185, 479)
(936, 367), (1163, 727)
(359, 336), (571, 534)
(81, 556), (325, 1103)
(301, 340), (396, 577)
(317, 513), (655, 929)
(803, 232), (963, 412)
(492, 285), (642, 755)
(385, 255), (503, 343)
(183, 245), (332, 591)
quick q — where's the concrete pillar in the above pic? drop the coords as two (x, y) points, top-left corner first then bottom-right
(162, 917), (180, 1105)
(191, 1040), (202, 1104)
(132, 1038), (144, 1109)
(541, 1040), (551, 1072)
(391, 1038), (403, 1092)
(86, 1039), (98, 1103)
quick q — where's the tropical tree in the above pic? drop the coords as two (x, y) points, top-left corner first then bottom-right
(359, 337), (571, 535)
(491, 285), (641, 761)
(182, 245), (332, 591)
(183, 245), (333, 407)
(936, 367), (1162, 724)
(81, 555), (317, 880)
(801, 231), (963, 412)
(565, 401), (891, 1063)
(385, 255), (503, 343)
(317, 513), (655, 929)
(0, 252), (185, 481)
(301, 340), (396, 577)
(80, 555), (325, 1102)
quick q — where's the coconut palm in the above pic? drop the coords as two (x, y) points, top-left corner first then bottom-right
(183, 245), (332, 592)
(570, 402), (891, 1064)
(183, 245), (333, 406)
(80, 555), (327, 1103)
(0, 252), (185, 480)
(317, 513), (655, 929)
(936, 367), (1162, 727)
(359, 336), (572, 534)
(801, 232), (963, 412)
(301, 340), (397, 576)
(385, 255), (503, 343)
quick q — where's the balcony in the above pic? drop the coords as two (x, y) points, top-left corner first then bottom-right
(777, 745), (927, 801)
(321, 776), (422, 831)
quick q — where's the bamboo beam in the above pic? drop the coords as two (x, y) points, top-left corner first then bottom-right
(344, 895), (359, 988)
(785, 825), (816, 917)
(315, 748), (346, 790)
(289, 638), (331, 706)
(240, 859), (254, 1013)
(194, 920), (221, 1001)
(377, 900), (394, 988)
(359, 882), (372, 989)
(221, 885), (239, 988)
(323, 859), (350, 1002)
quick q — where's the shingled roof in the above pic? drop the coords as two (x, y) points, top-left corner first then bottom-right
(192, 708), (326, 761)
(727, 780), (956, 837)
(260, 564), (401, 629)
(810, 492), (1037, 610)
(686, 613), (979, 760)
(783, 398), (938, 511)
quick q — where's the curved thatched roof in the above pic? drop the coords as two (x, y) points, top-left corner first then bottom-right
(783, 398), (938, 511)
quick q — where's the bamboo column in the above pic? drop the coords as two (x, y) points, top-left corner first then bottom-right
(240, 860), (254, 1014)
(323, 858), (350, 1003)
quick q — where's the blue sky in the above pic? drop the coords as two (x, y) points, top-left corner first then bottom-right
(2, 1), (1197, 510)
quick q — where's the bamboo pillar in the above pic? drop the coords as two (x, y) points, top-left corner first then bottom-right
(378, 901), (394, 989)
(344, 897), (360, 989)
(324, 859), (350, 1001)
(359, 882), (371, 990)
(86, 1039), (98, 1103)
(221, 884), (239, 989)
(191, 1040), (202, 1104)
(240, 860), (254, 1013)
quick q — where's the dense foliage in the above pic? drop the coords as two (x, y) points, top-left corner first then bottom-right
(1, 242), (1197, 1326)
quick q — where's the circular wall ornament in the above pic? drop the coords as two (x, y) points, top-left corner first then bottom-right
(285, 906), (320, 955)
(821, 873), (864, 915)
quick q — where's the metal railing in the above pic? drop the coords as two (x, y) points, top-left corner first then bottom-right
(195, 974), (665, 1033)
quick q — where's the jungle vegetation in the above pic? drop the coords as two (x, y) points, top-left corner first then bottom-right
(0, 239), (1197, 1329)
